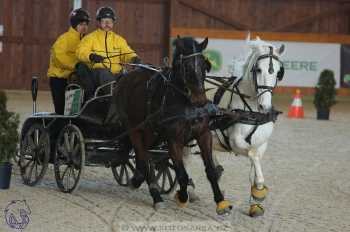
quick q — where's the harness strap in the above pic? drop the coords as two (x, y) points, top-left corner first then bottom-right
(215, 129), (232, 151)
(146, 72), (163, 117)
(205, 77), (250, 99)
(213, 76), (253, 112)
(245, 125), (259, 145)
(213, 77), (236, 105)
(234, 85), (253, 112)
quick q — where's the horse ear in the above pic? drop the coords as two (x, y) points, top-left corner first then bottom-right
(245, 32), (251, 43)
(277, 44), (285, 56)
(198, 37), (208, 51)
(174, 35), (184, 50)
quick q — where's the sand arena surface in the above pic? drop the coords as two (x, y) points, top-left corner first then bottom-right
(1, 90), (350, 232)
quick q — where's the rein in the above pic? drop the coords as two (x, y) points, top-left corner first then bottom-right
(205, 77), (250, 99)
(206, 76), (253, 111)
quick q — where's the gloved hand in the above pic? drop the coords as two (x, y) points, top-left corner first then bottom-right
(89, 53), (105, 63)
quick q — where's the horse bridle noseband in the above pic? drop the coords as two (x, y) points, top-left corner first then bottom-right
(178, 52), (204, 75)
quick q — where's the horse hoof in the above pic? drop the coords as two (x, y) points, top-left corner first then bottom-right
(128, 182), (138, 190)
(174, 192), (188, 208)
(154, 201), (166, 211)
(216, 200), (232, 215)
(251, 185), (268, 201)
(249, 204), (264, 217)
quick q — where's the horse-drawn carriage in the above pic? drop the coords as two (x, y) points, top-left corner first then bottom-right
(17, 35), (285, 216)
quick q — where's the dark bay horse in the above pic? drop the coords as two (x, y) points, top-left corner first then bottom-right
(108, 36), (232, 215)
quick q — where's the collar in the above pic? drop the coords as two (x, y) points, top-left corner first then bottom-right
(96, 28), (113, 34)
(68, 27), (81, 37)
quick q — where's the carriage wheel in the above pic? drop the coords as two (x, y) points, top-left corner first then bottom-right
(19, 123), (50, 186)
(153, 158), (177, 194)
(111, 151), (135, 186)
(54, 124), (85, 193)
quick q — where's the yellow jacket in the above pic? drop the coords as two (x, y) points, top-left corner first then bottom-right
(47, 27), (82, 78)
(76, 29), (136, 74)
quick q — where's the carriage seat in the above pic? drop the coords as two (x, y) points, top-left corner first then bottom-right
(68, 62), (96, 101)
(79, 94), (113, 125)
(64, 80), (116, 116)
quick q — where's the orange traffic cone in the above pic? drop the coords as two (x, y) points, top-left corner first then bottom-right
(288, 89), (304, 118)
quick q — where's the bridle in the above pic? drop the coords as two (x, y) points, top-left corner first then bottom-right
(250, 46), (284, 99)
(224, 46), (284, 112)
(178, 52), (204, 80)
(174, 42), (206, 99)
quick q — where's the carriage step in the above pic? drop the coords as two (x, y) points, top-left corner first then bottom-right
(84, 162), (100, 167)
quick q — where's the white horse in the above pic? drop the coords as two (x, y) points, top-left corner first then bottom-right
(185, 35), (285, 217)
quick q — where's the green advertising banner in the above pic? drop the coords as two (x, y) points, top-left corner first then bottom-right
(341, 45), (350, 88)
(171, 37), (341, 88)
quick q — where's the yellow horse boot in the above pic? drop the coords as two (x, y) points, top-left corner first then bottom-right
(174, 191), (188, 208)
(216, 200), (232, 215)
(249, 204), (265, 217)
(251, 184), (268, 201)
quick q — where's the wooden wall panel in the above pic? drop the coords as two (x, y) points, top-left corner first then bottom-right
(1, 0), (350, 90)
(0, 0), (72, 90)
(171, 27), (350, 44)
(0, 0), (170, 90)
(171, 0), (350, 34)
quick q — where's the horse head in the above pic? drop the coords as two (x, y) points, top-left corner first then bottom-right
(173, 36), (211, 107)
(242, 36), (285, 113)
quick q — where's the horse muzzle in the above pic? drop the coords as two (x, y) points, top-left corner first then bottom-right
(190, 92), (208, 107)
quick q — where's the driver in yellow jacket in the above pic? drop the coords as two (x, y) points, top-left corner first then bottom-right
(76, 6), (141, 97)
(47, 8), (90, 114)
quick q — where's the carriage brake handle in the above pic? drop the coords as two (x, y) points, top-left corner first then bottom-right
(31, 76), (38, 113)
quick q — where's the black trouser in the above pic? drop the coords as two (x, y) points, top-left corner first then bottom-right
(76, 62), (125, 98)
(93, 68), (116, 86)
(49, 77), (67, 115)
(78, 68), (121, 99)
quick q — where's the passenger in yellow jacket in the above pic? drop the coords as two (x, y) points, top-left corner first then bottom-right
(47, 8), (90, 114)
(76, 6), (141, 97)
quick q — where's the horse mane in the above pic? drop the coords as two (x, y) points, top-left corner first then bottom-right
(233, 37), (278, 79)
(105, 68), (154, 125)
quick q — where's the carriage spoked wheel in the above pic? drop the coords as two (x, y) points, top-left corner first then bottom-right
(19, 123), (50, 186)
(111, 151), (135, 186)
(153, 158), (177, 194)
(54, 124), (85, 193)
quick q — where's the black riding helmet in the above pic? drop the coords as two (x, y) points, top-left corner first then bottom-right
(96, 6), (116, 21)
(70, 8), (90, 28)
